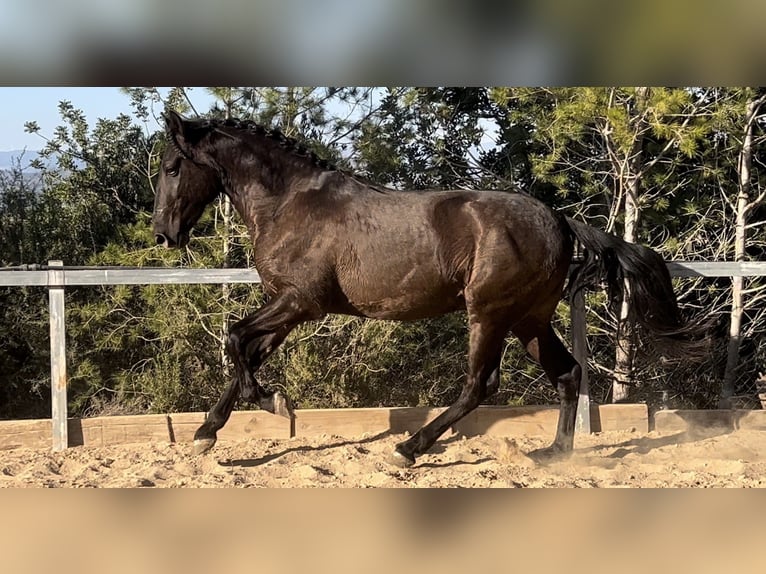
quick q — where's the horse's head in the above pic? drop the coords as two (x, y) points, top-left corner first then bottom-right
(153, 111), (223, 248)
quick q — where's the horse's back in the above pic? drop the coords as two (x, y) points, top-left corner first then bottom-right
(328, 188), (571, 320)
(429, 191), (571, 308)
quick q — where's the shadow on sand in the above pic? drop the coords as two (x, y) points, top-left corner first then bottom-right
(218, 427), (474, 469)
(577, 422), (737, 460)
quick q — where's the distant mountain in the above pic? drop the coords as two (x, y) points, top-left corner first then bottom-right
(0, 150), (40, 171)
(0, 150), (85, 173)
(0, 152), (46, 193)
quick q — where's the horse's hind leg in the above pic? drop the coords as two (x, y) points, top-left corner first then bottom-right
(513, 320), (581, 461)
(193, 290), (318, 455)
(391, 315), (507, 467)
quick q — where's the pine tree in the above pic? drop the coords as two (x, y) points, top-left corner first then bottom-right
(491, 87), (715, 403)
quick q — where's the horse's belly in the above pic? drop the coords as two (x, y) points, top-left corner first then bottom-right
(338, 267), (465, 320)
(348, 292), (465, 320)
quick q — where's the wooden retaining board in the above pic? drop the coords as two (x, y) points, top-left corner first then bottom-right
(653, 409), (766, 433)
(293, 406), (447, 438)
(0, 419), (52, 451)
(592, 403), (648, 433)
(0, 403), (648, 450)
(0, 411), (291, 450)
(167, 411), (291, 442)
(292, 404), (647, 439)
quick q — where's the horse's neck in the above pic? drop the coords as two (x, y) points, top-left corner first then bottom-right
(224, 183), (276, 235)
(214, 138), (332, 236)
(223, 163), (316, 240)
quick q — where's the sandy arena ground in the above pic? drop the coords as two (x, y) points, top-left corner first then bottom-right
(1, 427), (765, 487)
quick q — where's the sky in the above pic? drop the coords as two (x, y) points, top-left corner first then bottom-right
(0, 87), (214, 151)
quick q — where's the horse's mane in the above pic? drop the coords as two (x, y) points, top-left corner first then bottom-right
(207, 118), (337, 172)
(169, 115), (390, 193)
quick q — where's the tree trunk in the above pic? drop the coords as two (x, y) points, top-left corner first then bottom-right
(720, 94), (761, 407)
(220, 98), (234, 373)
(612, 87), (649, 403)
(613, 175), (638, 402)
(220, 194), (232, 372)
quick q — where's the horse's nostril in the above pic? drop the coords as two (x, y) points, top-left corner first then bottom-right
(155, 233), (168, 246)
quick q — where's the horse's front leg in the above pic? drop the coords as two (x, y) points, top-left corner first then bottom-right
(193, 292), (317, 455)
(192, 377), (241, 455)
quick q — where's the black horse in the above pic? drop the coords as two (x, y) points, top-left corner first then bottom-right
(153, 111), (705, 467)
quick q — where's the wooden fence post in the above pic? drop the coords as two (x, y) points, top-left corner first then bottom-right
(572, 290), (591, 434)
(48, 260), (68, 451)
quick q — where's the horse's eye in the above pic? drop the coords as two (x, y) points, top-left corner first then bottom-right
(166, 167), (179, 177)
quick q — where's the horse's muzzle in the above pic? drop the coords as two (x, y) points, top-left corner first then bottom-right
(155, 232), (189, 249)
(155, 233), (169, 247)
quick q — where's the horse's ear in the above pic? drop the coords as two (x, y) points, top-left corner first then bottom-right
(163, 110), (206, 159)
(163, 110), (185, 135)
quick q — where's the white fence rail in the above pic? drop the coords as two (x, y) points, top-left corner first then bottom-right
(1, 260), (765, 451)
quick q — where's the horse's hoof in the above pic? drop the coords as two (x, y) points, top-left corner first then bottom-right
(193, 437), (217, 455)
(273, 391), (294, 418)
(262, 391), (294, 419)
(388, 449), (416, 468)
(526, 445), (571, 465)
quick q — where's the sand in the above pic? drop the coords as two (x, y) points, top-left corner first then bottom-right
(1, 427), (765, 488)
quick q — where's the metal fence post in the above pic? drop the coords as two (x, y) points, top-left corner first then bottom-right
(572, 290), (591, 434)
(48, 260), (68, 451)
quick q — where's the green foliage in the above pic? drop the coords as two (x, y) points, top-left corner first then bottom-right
(353, 88), (499, 190)
(22, 101), (155, 264)
(3, 86), (766, 420)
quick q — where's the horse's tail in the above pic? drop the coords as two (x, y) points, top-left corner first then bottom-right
(563, 217), (710, 359)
